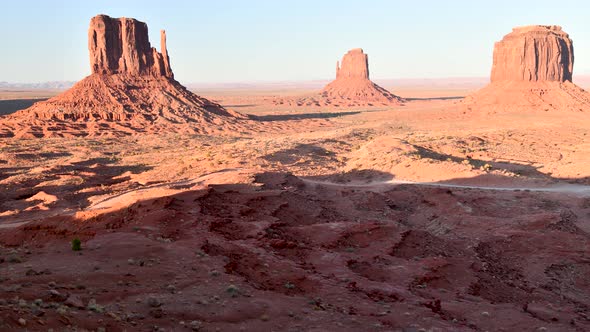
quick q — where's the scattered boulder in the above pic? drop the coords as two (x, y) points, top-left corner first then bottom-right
(64, 294), (85, 309)
(525, 301), (561, 322)
(48, 289), (68, 302)
(147, 297), (162, 308)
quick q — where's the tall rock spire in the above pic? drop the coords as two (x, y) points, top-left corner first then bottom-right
(160, 30), (173, 78)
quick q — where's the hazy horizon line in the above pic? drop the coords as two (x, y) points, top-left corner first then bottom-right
(3, 74), (590, 88)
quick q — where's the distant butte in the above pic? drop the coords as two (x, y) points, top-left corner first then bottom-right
(464, 25), (590, 113)
(273, 48), (404, 108)
(0, 14), (246, 138)
(335, 48), (370, 80)
(320, 48), (404, 105)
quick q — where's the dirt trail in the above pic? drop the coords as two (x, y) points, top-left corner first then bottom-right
(85, 169), (590, 215)
(303, 178), (590, 196)
(3, 169), (589, 231)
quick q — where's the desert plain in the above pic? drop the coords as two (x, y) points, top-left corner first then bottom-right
(1, 16), (590, 332)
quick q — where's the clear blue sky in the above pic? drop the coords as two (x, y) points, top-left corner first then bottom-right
(1, 0), (590, 83)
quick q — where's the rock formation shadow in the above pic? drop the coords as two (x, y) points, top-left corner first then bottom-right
(0, 99), (48, 116)
(261, 143), (337, 165)
(405, 96), (464, 101)
(412, 145), (550, 180)
(252, 111), (361, 121)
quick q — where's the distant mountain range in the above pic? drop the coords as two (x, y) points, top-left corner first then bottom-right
(1, 75), (589, 92)
(0, 81), (76, 90)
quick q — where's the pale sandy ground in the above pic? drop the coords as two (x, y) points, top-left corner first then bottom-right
(2, 81), (590, 223)
(1, 82), (590, 331)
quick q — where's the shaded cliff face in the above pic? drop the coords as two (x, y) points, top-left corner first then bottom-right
(491, 25), (574, 83)
(88, 15), (173, 78)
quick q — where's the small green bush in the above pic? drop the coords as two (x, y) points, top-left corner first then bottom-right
(71, 238), (82, 251)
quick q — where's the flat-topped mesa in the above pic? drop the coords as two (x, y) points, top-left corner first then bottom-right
(89, 14), (174, 78)
(491, 25), (573, 83)
(463, 25), (590, 113)
(336, 48), (370, 80)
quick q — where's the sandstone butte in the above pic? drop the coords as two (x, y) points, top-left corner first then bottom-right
(464, 25), (590, 112)
(88, 15), (174, 78)
(320, 48), (404, 105)
(272, 48), (404, 108)
(0, 14), (246, 138)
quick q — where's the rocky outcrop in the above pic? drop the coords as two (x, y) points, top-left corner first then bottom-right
(490, 25), (573, 83)
(464, 25), (590, 113)
(336, 48), (369, 80)
(272, 48), (403, 108)
(0, 14), (246, 138)
(319, 49), (403, 106)
(89, 15), (173, 78)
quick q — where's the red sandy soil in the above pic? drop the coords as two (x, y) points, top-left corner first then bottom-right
(1, 89), (590, 331)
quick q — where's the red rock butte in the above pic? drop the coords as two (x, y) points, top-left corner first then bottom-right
(89, 15), (174, 78)
(271, 48), (403, 108)
(0, 14), (246, 138)
(320, 48), (404, 105)
(465, 25), (590, 112)
(490, 25), (573, 83)
(335, 48), (370, 80)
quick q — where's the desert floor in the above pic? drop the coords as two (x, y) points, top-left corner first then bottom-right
(1, 84), (590, 331)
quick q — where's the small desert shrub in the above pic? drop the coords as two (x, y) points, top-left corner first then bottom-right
(71, 238), (82, 251)
(226, 284), (240, 297)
